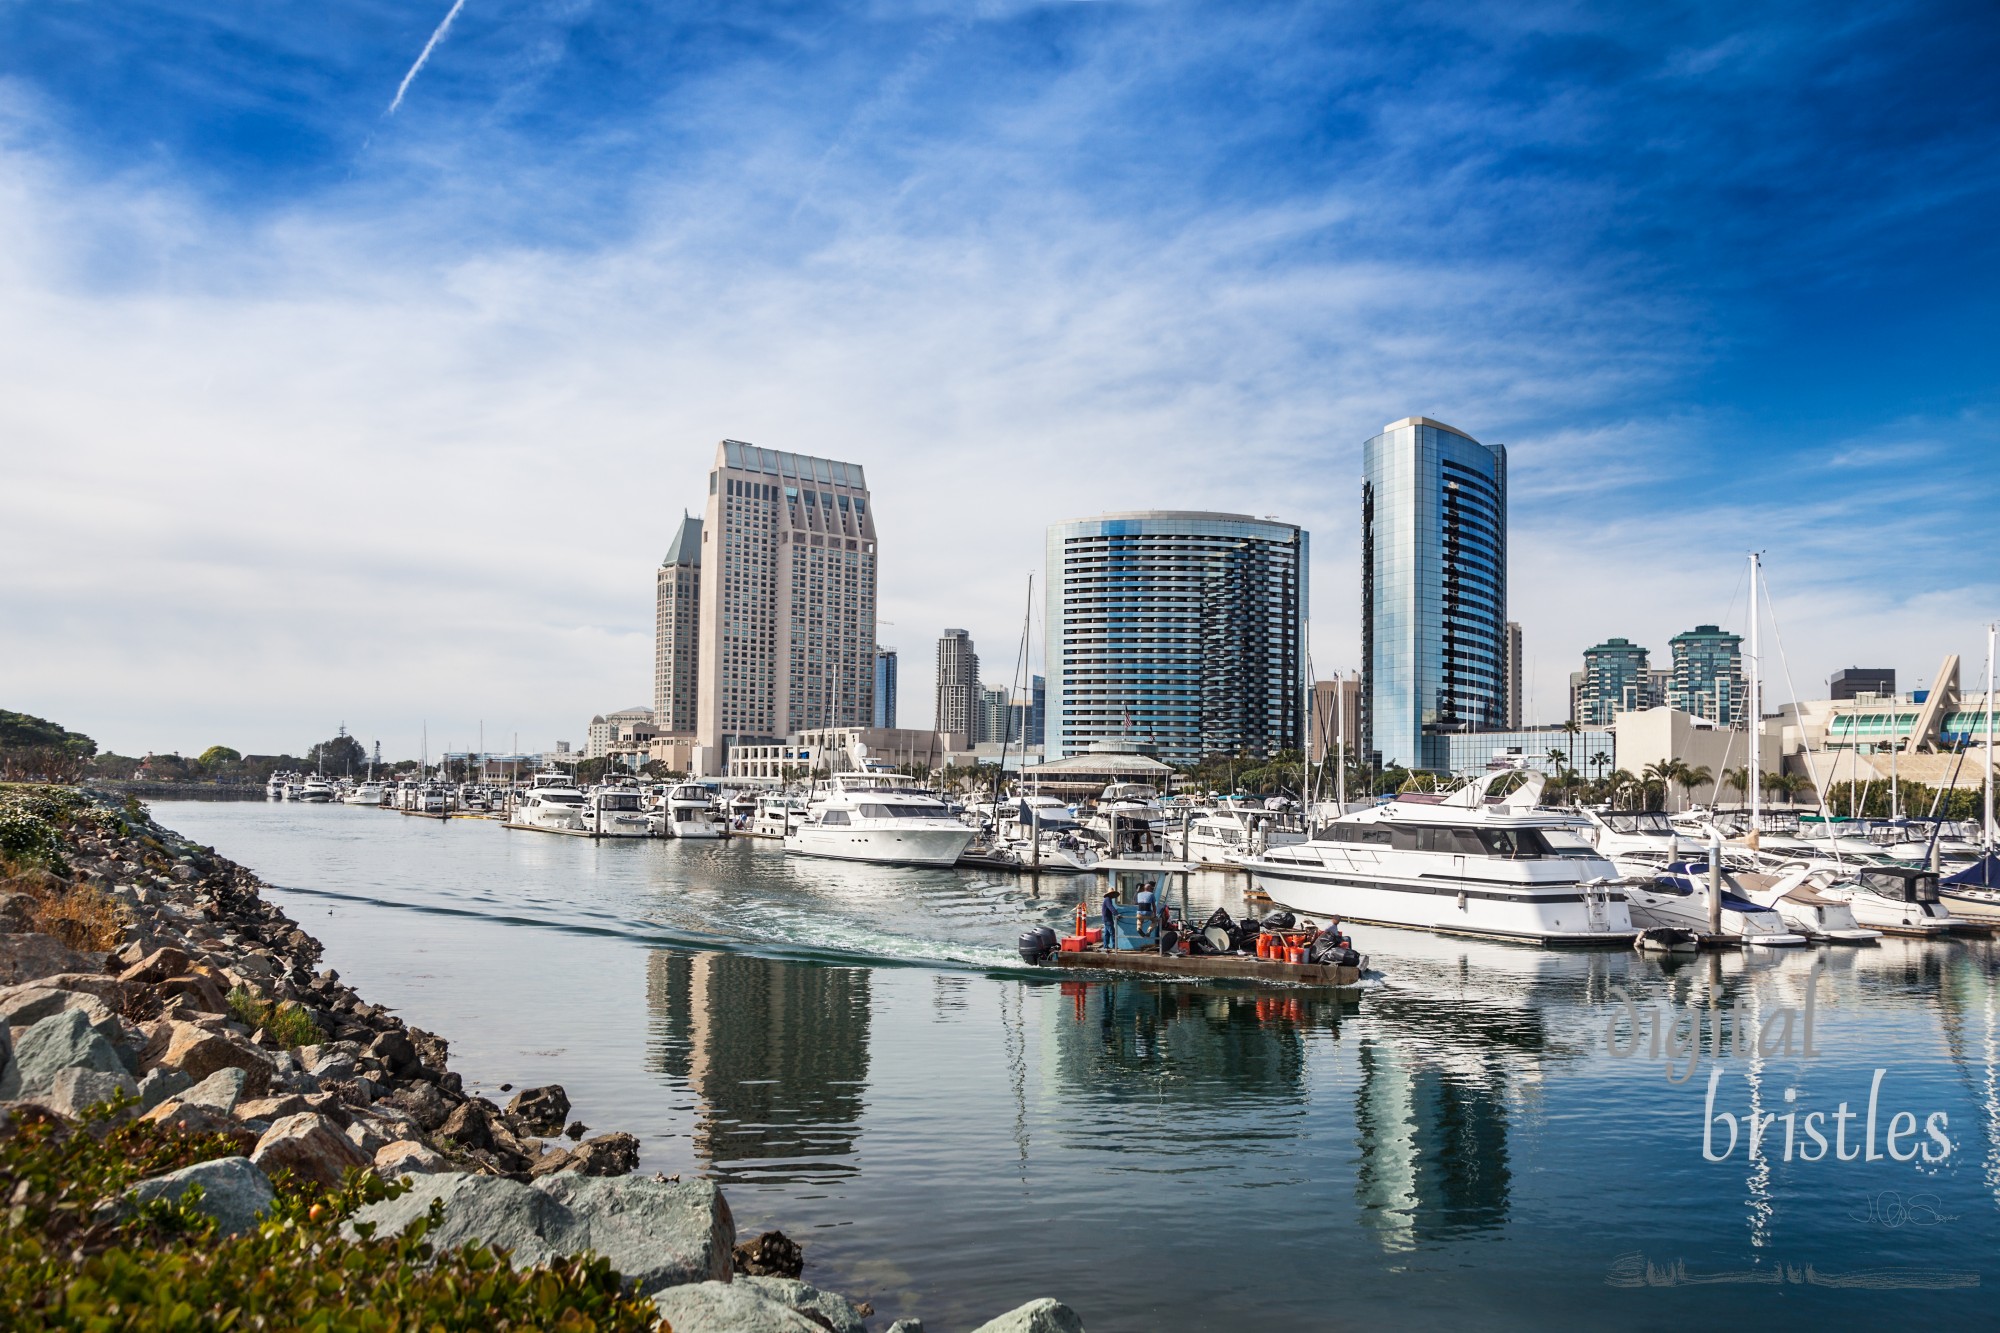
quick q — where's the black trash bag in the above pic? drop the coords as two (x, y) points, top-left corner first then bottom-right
(1204, 907), (1236, 931)
(1306, 932), (1341, 965)
(1260, 911), (1296, 930)
(1186, 932), (1219, 956)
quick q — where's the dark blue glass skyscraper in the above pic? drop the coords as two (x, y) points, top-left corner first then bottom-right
(1362, 417), (1507, 771)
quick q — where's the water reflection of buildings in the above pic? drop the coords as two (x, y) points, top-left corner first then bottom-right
(645, 950), (872, 1184)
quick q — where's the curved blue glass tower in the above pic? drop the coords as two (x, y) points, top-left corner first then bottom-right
(1045, 511), (1306, 764)
(1363, 417), (1507, 772)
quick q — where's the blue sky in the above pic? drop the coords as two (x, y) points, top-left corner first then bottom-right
(2, 0), (1996, 756)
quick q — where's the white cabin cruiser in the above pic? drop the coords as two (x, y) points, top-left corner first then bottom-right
(662, 783), (728, 840)
(751, 794), (806, 838)
(786, 772), (976, 867)
(298, 775), (335, 803)
(1818, 865), (1968, 936)
(1186, 804), (1307, 867)
(589, 786), (652, 838)
(1243, 766), (1636, 945)
(1577, 808), (1703, 876)
(1623, 861), (1810, 946)
(511, 782), (588, 833)
(1083, 783), (1168, 839)
(1730, 862), (1880, 942)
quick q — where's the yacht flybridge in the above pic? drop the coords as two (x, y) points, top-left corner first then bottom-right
(1243, 765), (1637, 946)
(785, 772), (976, 867)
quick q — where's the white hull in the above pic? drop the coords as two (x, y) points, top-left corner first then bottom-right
(1623, 888), (1808, 946)
(670, 819), (728, 840)
(785, 824), (974, 867)
(592, 815), (653, 838)
(1247, 861), (1634, 945)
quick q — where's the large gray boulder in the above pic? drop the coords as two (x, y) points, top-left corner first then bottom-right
(130, 1156), (276, 1237)
(345, 1172), (734, 1292)
(0, 989), (134, 1070)
(0, 1008), (130, 1100)
(737, 1276), (870, 1333)
(137, 1067), (194, 1111)
(181, 1067), (249, 1115)
(0, 933), (100, 986)
(968, 1299), (1087, 1333)
(43, 1066), (140, 1118)
(648, 1281), (822, 1333)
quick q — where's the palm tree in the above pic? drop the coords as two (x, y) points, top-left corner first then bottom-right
(1590, 751), (1612, 781)
(1680, 765), (1713, 811)
(1561, 719), (1583, 775)
(1545, 747), (1569, 776)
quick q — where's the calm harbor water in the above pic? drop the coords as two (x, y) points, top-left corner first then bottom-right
(156, 801), (2000, 1331)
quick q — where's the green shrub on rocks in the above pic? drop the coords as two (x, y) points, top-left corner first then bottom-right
(0, 1104), (662, 1331)
(225, 985), (323, 1048)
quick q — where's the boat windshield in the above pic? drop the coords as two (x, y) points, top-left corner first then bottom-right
(599, 793), (642, 810)
(1603, 812), (1672, 835)
(859, 802), (948, 819)
(541, 792), (585, 805)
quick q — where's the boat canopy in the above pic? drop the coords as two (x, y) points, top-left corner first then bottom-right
(1943, 854), (2000, 890)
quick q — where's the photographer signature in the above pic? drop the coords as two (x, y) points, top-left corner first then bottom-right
(1850, 1191), (1959, 1229)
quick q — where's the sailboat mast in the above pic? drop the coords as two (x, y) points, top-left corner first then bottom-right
(1336, 670), (1347, 812)
(1748, 552), (1761, 833)
(1986, 621), (1995, 846)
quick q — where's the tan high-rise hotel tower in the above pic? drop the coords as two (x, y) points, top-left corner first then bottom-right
(694, 440), (878, 757)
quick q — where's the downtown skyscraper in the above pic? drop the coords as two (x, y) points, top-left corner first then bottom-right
(694, 440), (878, 754)
(1362, 417), (1507, 771)
(653, 512), (703, 734)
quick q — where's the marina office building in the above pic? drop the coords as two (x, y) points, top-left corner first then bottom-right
(1044, 511), (1306, 765)
(1363, 417), (1508, 772)
(691, 440), (879, 773)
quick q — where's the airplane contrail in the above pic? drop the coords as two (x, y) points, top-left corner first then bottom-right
(386, 0), (469, 116)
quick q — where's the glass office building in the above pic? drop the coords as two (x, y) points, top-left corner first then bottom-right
(1363, 417), (1507, 771)
(1046, 512), (1306, 764)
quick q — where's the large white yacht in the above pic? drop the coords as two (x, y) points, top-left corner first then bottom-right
(343, 780), (387, 807)
(588, 786), (652, 837)
(786, 772), (976, 867)
(1577, 807), (1703, 875)
(1243, 765), (1636, 945)
(298, 775), (334, 803)
(662, 783), (728, 840)
(751, 794), (806, 838)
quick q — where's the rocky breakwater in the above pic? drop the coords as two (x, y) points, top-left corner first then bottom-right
(0, 785), (1084, 1333)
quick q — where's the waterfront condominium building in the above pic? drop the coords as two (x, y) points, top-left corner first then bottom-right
(1668, 624), (1744, 725)
(873, 649), (899, 728)
(1362, 417), (1507, 771)
(1045, 511), (1306, 764)
(694, 440), (877, 753)
(654, 513), (703, 734)
(935, 630), (980, 739)
(1576, 637), (1655, 726)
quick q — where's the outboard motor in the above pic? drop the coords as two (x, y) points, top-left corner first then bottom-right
(1017, 926), (1059, 965)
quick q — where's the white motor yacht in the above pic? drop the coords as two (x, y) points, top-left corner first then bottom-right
(298, 776), (334, 803)
(344, 780), (387, 806)
(589, 786), (652, 837)
(510, 781), (588, 833)
(1577, 807), (1704, 877)
(662, 783), (728, 840)
(786, 772), (976, 867)
(1084, 783), (1168, 839)
(1622, 861), (1810, 946)
(1243, 765), (1636, 945)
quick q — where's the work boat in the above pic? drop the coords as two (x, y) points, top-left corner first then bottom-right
(662, 783), (728, 840)
(1186, 804), (1306, 867)
(587, 786), (651, 838)
(510, 780), (588, 833)
(1243, 765), (1636, 946)
(785, 772), (976, 867)
(1623, 861), (1809, 946)
(1818, 865), (1968, 936)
